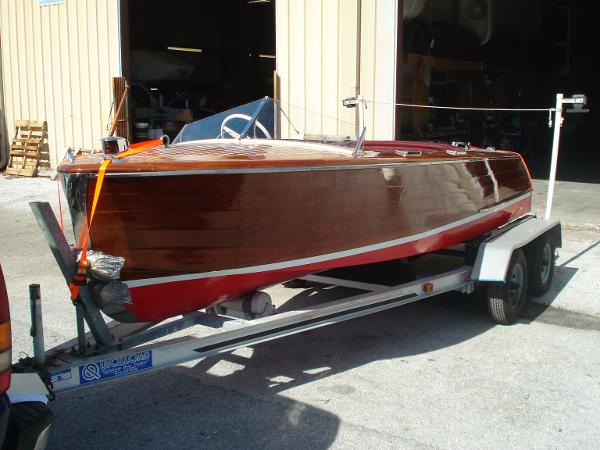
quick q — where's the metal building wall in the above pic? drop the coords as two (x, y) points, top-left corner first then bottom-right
(0, 0), (121, 167)
(0, 36), (6, 167)
(276, 0), (399, 140)
(359, 0), (399, 140)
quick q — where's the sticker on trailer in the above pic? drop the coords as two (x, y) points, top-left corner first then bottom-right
(50, 368), (73, 384)
(79, 350), (153, 384)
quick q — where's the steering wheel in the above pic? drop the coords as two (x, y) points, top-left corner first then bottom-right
(219, 113), (272, 139)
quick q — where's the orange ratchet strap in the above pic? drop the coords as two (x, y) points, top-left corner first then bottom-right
(69, 157), (111, 300)
(121, 138), (163, 156)
(68, 138), (162, 300)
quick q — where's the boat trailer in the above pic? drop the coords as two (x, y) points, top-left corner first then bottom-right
(18, 201), (561, 395)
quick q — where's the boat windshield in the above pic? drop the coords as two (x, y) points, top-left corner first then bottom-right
(173, 97), (358, 145)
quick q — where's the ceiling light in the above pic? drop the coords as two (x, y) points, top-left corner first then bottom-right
(258, 54), (276, 59)
(167, 46), (203, 53)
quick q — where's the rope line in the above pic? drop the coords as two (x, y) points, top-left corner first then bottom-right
(370, 100), (555, 112)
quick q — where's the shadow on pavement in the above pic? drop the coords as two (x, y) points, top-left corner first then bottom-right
(47, 289), (501, 450)
(46, 252), (592, 449)
(559, 240), (600, 267)
(47, 355), (342, 450)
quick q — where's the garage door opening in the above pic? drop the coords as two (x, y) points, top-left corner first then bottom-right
(399, 0), (599, 183)
(123, 0), (275, 142)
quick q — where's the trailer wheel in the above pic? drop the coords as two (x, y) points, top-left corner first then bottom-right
(527, 235), (556, 296)
(487, 249), (528, 325)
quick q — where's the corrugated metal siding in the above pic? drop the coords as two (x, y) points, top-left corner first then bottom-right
(0, 36), (6, 166)
(0, 0), (120, 167)
(359, 0), (399, 140)
(276, 0), (398, 140)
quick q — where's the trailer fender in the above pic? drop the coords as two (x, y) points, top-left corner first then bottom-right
(471, 218), (561, 283)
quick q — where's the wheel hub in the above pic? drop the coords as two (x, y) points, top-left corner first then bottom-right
(540, 242), (552, 285)
(508, 263), (524, 306)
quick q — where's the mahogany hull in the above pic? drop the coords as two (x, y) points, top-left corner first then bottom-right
(59, 141), (532, 322)
(125, 195), (530, 321)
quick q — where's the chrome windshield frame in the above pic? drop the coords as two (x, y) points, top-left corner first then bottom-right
(238, 96), (270, 140)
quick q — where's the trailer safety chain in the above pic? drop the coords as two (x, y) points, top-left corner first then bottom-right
(12, 355), (56, 401)
(67, 138), (163, 301)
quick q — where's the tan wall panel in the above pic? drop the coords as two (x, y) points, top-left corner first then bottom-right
(360, 0), (398, 140)
(276, 0), (397, 140)
(0, 30), (6, 163)
(337, 0), (359, 134)
(287, 0), (306, 133)
(305, 0), (322, 133)
(0, 0), (121, 168)
(321, 0), (340, 136)
(274, 0), (290, 137)
(277, 0), (357, 139)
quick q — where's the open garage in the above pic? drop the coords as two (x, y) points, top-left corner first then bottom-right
(0, 2), (599, 449)
(0, 0), (597, 180)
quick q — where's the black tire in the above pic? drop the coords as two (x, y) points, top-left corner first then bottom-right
(526, 235), (556, 296)
(486, 249), (528, 325)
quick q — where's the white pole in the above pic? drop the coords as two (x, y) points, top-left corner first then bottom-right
(545, 93), (563, 220)
(358, 95), (366, 132)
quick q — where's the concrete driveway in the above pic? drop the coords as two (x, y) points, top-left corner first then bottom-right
(1, 175), (599, 450)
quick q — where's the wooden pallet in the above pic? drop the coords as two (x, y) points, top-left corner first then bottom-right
(5, 120), (48, 177)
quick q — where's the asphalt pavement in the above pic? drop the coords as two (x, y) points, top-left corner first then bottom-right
(1, 175), (599, 450)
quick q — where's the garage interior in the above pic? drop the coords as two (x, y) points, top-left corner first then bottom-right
(118, 0), (596, 183)
(399, 0), (598, 183)
(121, 0), (275, 143)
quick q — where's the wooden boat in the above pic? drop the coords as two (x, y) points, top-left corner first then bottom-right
(58, 99), (532, 322)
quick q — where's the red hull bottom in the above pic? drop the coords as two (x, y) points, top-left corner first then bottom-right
(123, 196), (531, 322)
